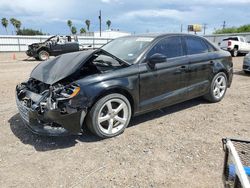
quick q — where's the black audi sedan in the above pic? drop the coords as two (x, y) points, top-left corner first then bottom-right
(16, 33), (233, 138)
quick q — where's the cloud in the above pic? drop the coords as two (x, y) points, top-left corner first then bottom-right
(124, 9), (187, 20)
(101, 0), (120, 3)
(0, 0), (250, 35)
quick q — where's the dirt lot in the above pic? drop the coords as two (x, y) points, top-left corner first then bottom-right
(0, 55), (249, 188)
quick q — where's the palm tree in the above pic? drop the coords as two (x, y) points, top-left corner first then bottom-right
(106, 20), (111, 30)
(15, 20), (21, 31)
(67, 20), (72, 33)
(80, 28), (86, 34)
(1, 18), (8, 34)
(10, 18), (21, 34)
(85, 19), (90, 31)
(71, 26), (77, 34)
(10, 18), (16, 30)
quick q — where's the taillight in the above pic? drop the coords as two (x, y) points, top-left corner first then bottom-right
(228, 41), (231, 46)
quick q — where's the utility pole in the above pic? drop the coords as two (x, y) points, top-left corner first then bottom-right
(99, 10), (102, 37)
(203, 23), (207, 35)
(181, 24), (183, 33)
(222, 21), (226, 29)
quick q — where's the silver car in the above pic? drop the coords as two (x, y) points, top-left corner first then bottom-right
(243, 53), (250, 73)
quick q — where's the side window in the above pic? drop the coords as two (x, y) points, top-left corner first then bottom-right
(185, 37), (209, 55)
(240, 37), (244, 42)
(148, 36), (183, 58)
(203, 40), (217, 52)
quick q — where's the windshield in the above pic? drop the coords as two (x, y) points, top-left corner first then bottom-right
(101, 36), (154, 64)
(45, 36), (57, 42)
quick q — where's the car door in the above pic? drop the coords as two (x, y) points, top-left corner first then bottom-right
(63, 42), (79, 53)
(50, 37), (63, 56)
(184, 36), (213, 99)
(138, 36), (190, 113)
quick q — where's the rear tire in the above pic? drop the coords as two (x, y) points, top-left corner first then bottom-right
(204, 72), (228, 103)
(86, 93), (132, 138)
(231, 48), (238, 57)
(38, 50), (49, 61)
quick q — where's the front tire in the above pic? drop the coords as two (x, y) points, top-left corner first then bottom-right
(86, 93), (132, 138)
(204, 72), (228, 103)
(38, 50), (49, 61)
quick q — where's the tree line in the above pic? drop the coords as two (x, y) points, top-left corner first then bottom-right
(1, 17), (112, 35)
(213, 24), (250, 34)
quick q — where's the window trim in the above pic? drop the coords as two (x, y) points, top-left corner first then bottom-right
(184, 36), (211, 55)
(143, 35), (185, 61)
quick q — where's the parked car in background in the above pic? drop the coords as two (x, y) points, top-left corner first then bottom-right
(26, 35), (80, 61)
(219, 36), (250, 57)
(16, 33), (233, 138)
(243, 52), (250, 73)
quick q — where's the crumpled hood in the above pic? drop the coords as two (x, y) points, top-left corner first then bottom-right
(30, 50), (95, 85)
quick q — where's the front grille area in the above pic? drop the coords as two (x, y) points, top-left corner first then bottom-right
(16, 98), (29, 123)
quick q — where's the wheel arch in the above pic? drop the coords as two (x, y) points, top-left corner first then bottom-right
(37, 47), (50, 55)
(90, 87), (135, 115)
(214, 68), (230, 87)
(234, 45), (239, 50)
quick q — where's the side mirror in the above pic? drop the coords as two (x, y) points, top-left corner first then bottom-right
(148, 53), (167, 69)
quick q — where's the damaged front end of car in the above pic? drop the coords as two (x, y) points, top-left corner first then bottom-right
(16, 49), (130, 136)
(16, 78), (87, 136)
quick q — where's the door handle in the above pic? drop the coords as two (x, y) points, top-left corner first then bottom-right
(180, 65), (187, 70)
(175, 65), (188, 73)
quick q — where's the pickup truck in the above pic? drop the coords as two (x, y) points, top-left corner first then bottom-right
(219, 36), (250, 57)
(26, 35), (80, 61)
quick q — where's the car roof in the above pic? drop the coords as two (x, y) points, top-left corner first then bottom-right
(123, 33), (201, 39)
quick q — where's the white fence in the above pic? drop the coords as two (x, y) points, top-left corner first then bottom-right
(2, 32), (250, 52)
(0, 35), (113, 52)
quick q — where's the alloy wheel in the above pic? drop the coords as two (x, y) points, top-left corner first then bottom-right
(213, 75), (226, 99)
(97, 98), (129, 135)
(40, 51), (49, 61)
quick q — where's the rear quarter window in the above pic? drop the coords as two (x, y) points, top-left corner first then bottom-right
(185, 37), (209, 55)
(203, 40), (217, 52)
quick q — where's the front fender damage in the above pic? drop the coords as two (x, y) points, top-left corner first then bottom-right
(16, 81), (88, 136)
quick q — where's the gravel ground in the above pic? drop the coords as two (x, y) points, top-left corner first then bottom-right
(0, 56), (249, 188)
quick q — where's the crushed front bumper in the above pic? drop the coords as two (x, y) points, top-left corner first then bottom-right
(16, 94), (86, 136)
(26, 49), (37, 57)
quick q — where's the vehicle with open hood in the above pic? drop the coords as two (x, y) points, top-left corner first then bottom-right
(16, 33), (233, 138)
(26, 35), (79, 61)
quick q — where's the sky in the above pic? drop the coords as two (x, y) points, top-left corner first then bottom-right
(0, 0), (250, 35)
